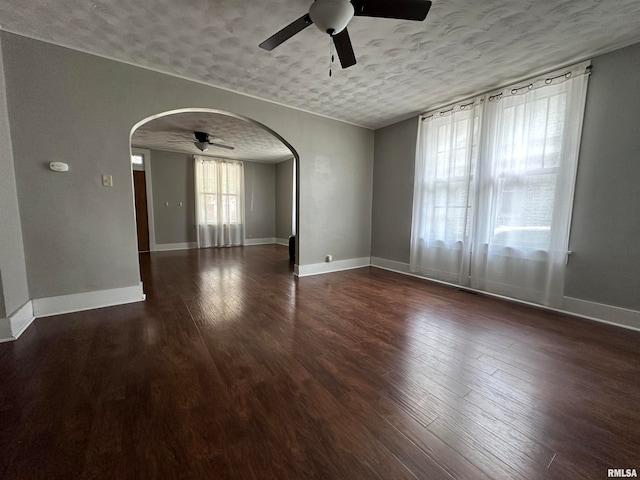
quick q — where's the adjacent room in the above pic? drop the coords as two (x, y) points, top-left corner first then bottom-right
(1, 1), (639, 479)
(129, 110), (297, 254)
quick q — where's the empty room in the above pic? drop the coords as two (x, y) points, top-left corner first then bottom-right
(0, 1), (639, 479)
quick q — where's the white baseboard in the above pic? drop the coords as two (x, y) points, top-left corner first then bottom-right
(370, 257), (412, 274)
(371, 257), (462, 287)
(370, 257), (640, 332)
(154, 242), (197, 251)
(32, 284), (146, 318)
(562, 297), (640, 331)
(244, 237), (276, 246)
(155, 239), (288, 249)
(243, 238), (290, 246)
(0, 300), (35, 343)
(295, 257), (371, 277)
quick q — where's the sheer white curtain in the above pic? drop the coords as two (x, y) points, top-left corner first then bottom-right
(410, 62), (589, 306)
(471, 67), (589, 305)
(194, 156), (244, 248)
(410, 99), (483, 283)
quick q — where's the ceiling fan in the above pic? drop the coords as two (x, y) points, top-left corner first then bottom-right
(259, 0), (432, 69)
(193, 131), (235, 152)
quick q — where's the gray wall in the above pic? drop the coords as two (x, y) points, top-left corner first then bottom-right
(147, 152), (278, 244)
(145, 150), (282, 245)
(244, 161), (276, 240)
(0, 35), (29, 318)
(1, 32), (373, 300)
(370, 42), (640, 310)
(276, 158), (294, 239)
(565, 42), (640, 310)
(371, 117), (419, 263)
(148, 149), (195, 245)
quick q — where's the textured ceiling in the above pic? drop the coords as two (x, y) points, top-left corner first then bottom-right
(1, 0), (640, 128)
(131, 112), (294, 163)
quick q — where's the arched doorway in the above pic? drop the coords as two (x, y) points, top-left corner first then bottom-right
(128, 108), (299, 271)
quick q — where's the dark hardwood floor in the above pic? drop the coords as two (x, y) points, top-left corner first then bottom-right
(1, 245), (639, 479)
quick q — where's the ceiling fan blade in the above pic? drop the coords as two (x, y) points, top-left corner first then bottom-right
(208, 142), (235, 151)
(351, 0), (432, 21)
(332, 28), (357, 69)
(259, 14), (313, 51)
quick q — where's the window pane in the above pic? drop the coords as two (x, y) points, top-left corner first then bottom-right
(229, 195), (237, 223)
(491, 171), (556, 250)
(204, 175), (217, 193)
(542, 93), (566, 168)
(203, 194), (217, 224)
(131, 154), (143, 166)
(423, 109), (479, 245)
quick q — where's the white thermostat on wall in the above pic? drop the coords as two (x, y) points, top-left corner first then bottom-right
(49, 162), (69, 172)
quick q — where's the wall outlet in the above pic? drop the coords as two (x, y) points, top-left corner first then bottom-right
(325, 254), (333, 263)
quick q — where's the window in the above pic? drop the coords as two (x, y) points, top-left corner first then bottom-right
(411, 62), (590, 306)
(131, 154), (144, 166)
(427, 111), (480, 244)
(488, 88), (567, 251)
(197, 162), (240, 225)
(194, 157), (244, 248)
(410, 101), (482, 283)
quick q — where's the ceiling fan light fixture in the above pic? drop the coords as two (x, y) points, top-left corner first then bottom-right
(194, 140), (208, 152)
(309, 0), (354, 35)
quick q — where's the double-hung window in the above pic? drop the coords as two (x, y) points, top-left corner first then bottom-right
(411, 62), (590, 306)
(194, 157), (244, 248)
(411, 100), (482, 283)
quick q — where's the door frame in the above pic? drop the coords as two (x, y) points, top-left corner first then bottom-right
(131, 147), (157, 251)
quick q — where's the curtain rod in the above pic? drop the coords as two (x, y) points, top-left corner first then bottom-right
(421, 63), (592, 120)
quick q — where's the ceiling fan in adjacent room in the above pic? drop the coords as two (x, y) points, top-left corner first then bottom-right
(193, 131), (235, 152)
(259, 0), (432, 69)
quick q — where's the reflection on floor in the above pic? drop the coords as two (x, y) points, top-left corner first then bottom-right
(1, 244), (638, 479)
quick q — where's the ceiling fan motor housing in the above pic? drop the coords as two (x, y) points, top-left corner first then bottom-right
(194, 131), (209, 142)
(309, 0), (354, 35)
(194, 131), (209, 151)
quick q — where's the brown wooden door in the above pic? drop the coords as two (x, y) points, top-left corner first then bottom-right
(133, 170), (150, 252)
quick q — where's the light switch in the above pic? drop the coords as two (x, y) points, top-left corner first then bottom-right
(102, 175), (113, 187)
(179, 202), (183, 207)
(165, 202), (169, 207)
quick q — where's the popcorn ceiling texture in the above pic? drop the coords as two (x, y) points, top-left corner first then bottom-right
(1, 0), (640, 129)
(132, 112), (294, 163)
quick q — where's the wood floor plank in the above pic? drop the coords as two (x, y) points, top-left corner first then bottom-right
(1, 245), (638, 479)
(427, 417), (522, 479)
(384, 364), (558, 472)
